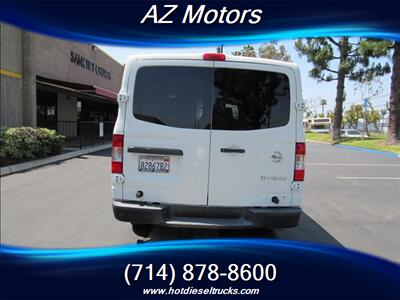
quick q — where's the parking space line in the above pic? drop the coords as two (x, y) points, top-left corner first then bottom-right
(337, 176), (400, 180)
(309, 163), (400, 167)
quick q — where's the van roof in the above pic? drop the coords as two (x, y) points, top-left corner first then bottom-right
(125, 53), (298, 69)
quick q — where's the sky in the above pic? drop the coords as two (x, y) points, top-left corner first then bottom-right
(98, 39), (393, 115)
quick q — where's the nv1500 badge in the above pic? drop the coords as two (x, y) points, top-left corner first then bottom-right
(260, 176), (287, 181)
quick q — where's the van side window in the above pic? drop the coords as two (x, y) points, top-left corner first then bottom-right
(133, 66), (213, 129)
(212, 69), (290, 130)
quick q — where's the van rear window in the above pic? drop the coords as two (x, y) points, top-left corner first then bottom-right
(132, 66), (290, 130)
(212, 68), (290, 130)
(133, 66), (213, 129)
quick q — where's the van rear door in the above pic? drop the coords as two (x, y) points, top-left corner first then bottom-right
(123, 61), (213, 205)
(208, 62), (296, 207)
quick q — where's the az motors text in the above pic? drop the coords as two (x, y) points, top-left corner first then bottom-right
(140, 5), (263, 24)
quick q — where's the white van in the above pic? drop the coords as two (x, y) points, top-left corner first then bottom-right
(111, 53), (305, 237)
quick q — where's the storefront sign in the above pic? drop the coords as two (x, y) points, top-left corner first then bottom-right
(70, 51), (111, 80)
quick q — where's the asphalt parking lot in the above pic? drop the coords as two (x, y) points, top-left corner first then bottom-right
(1, 143), (399, 262)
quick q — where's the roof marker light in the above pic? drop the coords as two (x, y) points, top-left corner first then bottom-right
(203, 53), (226, 61)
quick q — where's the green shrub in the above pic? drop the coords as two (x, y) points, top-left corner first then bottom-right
(0, 127), (7, 158)
(0, 127), (65, 159)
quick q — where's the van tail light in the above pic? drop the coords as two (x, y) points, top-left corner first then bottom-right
(203, 53), (226, 61)
(294, 142), (306, 181)
(111, 134), (124, 174)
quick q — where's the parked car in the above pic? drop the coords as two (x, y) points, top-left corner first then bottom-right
(111, 53), (305, 237)
(341, 129), (368, 138)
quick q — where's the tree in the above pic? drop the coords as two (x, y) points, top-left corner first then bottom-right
(344, 104), (364, 129)
(295, 38), (390, 141)
(320, 99), (327, 116)
(358, 40), (400, 144)
(368, 110), (381, 132)
(232, 45), (256, 57)
(388, 43), (400, 144)
(327, 110), (335, 122)
(326, 110), (335, 133)
(344, 104), (381, 132)
(232, 43), (291, 62)
(304, 99), (318, 118)
(258, 42), (292, 61)
(354, 78), (383, 104)
(353, 78), (383, 136)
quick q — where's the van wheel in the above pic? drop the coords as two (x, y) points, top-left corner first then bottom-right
(131, 224), (153, 238)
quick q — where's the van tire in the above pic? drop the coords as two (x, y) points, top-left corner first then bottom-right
(131, 224), (153, 237)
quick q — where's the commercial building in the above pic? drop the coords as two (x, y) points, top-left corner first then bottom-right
(1, 22), (123, 144)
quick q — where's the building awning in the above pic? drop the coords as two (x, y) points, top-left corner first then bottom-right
(94, 85), (118, 100)
(36, 76), (117, 103)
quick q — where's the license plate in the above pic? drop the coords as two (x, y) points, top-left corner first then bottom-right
(138, 156), (170, 173)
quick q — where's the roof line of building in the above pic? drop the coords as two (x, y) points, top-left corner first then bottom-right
(93, 45), (124, 67)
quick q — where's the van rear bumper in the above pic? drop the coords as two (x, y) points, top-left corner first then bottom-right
(112, 200), (301, 229)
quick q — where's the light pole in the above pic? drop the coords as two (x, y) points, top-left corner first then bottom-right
(320, 99), (327, 116)
(380, 109), (387, 134)
(362, 98), (368, 138)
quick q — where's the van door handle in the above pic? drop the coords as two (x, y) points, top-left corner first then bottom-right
(128, 147), (183, 156)
(220, 148), (245, 153)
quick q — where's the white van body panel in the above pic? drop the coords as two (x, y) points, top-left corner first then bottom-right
(124, 53), (297, 68)
(112, 54), (304, 221)
(122, 59), (213, 205)
(208, 61), (296, 207)
(292, 64), (304, 207)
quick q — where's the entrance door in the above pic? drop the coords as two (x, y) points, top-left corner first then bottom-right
(37, 90), (57, 129)
(208, 62), (296, 207)
(123, 61), (214, 206)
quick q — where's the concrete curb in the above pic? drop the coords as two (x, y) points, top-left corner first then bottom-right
(307, 139), (399, 158)
(334, 144), (400, 158)
(1, 143), (111, 177)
